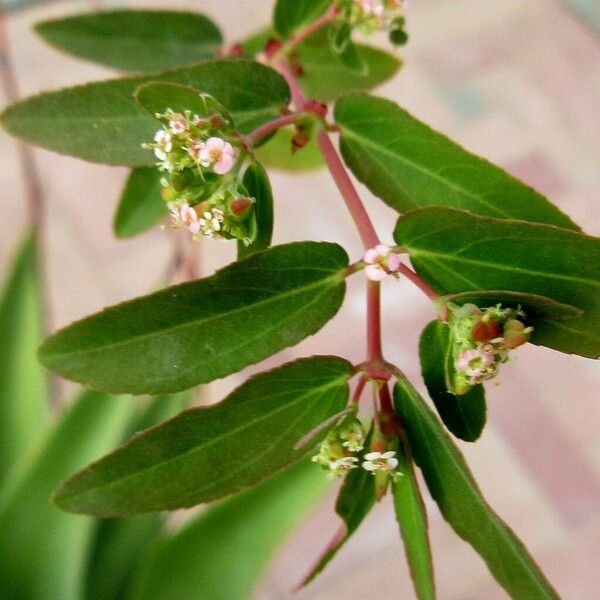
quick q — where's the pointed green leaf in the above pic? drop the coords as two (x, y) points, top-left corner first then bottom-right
(393, 379), (559, 599)
(130, 458), (330, 600)
(0, 60), (290, 166)
(53, 356), (352, 516)
(395, 208), (600, 358)
(39, 241), (348, 394)
(0, 232), (48, 482)
(335, 92), (579, 229)
(255, 126), (324, 171)
(298, 35), (400, 101)
(35, 10), (222, 72)
(237, 162), (274, 259)
(301, 453), (376, 586)
(438, 290), (583, 322)
(0, 390), (134, 600)
(419, 320), (486, 442)
(114, 167), (165, 238)
(392, 436), (436, 600)
(332, 36), (368, 76)
(84, 394), (190, 600)
(273, 0), (332, 38)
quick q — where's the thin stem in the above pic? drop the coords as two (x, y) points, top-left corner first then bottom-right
(316, 130), (380, 249)
(367, 280), (383, 360)
(277, 6), (337, 57)
(276, 59), (309, 110)
(247, 112), (302, 144)
(396, 263), (439, 301)
(351, 375), (368, 405)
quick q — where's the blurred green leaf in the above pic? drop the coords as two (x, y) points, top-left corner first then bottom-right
(35, 10), (222, 72)
(419, 320), (486, 442)
(39, 241), (348, 394)
(336, 93), (579, 229)
(238, 162), (274, 258)
(84, 394), (190, 600)
(0, 232), (48, 483)
(0, 60), (290, 166)
(53, 356), (352, 516)
(114, 167), (165, 238)
(273, 0), (332, 38)
(395, 208), (600, 358)
(392, 437), (436, 600)
(130, 458), (330, 600)
(255, 126), (324, 171)
(393, 379), (559, 599)
(301, 452), (376, 586)
(0, 390), (134, 600)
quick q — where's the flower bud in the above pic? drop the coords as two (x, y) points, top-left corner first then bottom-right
(471, 319), (502, 342)
(503, 319), (531, 349)
(291, 129), (310, 154)
(229, 197), (254, 221)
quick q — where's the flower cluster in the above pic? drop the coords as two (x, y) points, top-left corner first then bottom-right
(337, 0), (408, 40)
(144, 105), (256, 245)
(312, 414), (366, 477)
(363, 244), (402, 281)
(449, 303), (533, 394)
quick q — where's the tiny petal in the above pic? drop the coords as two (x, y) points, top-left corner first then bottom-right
(374, 244), (390, 257)
(362, 461), (379, 471)
(364, 451), (382, 461)
(381, 451), (397, 459)
(387, 252), (401, 272)
(365, 264), (387, 281)
(363, 248), (379, 264)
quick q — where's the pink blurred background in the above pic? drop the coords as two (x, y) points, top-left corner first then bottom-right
(1, 0), (599, 598)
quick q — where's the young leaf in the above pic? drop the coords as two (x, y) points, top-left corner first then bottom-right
(129, 458), (330, 600)
(395, 208), (600, 358)
(53, 356), (352, 516)
(392, 436), (436, 600)
(0, 390), (134, 600)
(84, 394), (190, 600)
(0, 232), (48, 482)
(39, 241), (348, 394)
(335, 92), (579, 230)
(255, 126), (325, 171)
(0, 60), (290, 166)
(300, 454), (376, 586)
(114, 167), (165, 238)
(419, 320), (486, 442)
(237, 162), (274, 259)
(393, 379), (559, 600)
(35, 10), (222, 72)
(298, 34), (399, 101)
(332, 36), (368, 76)
(438, 290), (583, 322)
(273, 0), (332, 38)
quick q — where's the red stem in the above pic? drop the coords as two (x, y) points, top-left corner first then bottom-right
(279, 7), (337, 56)
(367, 280), (383, 360)
(396, 263), (439, 301)
(352, 375), (368, 405)
(247, 112), (301, 144)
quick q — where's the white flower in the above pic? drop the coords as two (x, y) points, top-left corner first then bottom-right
(329, 456), (359, 477)
(363, 244), (402, 281)
(362, 451), (399, 473)
(197, 207), (225, 238)
(153, 130), (172, 160)
(198, 137), (236, 174)
(168, 113), (187, 135)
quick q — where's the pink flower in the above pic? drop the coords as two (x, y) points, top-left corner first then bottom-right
(363, 244), (402, 281)
(456, 347), (495, 382)
(198, 137), (236, 174)
(168, 113), (187, 135)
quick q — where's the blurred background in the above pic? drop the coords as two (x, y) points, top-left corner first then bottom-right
(1, 0), (599, 598)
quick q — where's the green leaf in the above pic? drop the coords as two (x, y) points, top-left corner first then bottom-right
(273, 0), (332, 38)
(134, 82), (231, 122)
(53, 356), (352, 516)
(392, 436), (436, 600)
(0, 60), (290, 166)
(298, 35), (401, 101)
(35, 10), (222, 72)
(237, 163), (274, 259)
(393, 379), (559, 600)
(255, 126), (325, 171)
(130, 458), (330, 600)
(113, 167), (165, 238)
(438, 290), (582, 322)
(395, 208), (600, 358)
(40, 241), (348, 394)
(335, 92), (579, 229)
(419, 320), (486, 442)
(0, 390), (134, 600)
(301, 451), (376, 586)
(333, 37), (368, 76)
(84, 394), (190, 600)
(0, 231), (48, 482)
